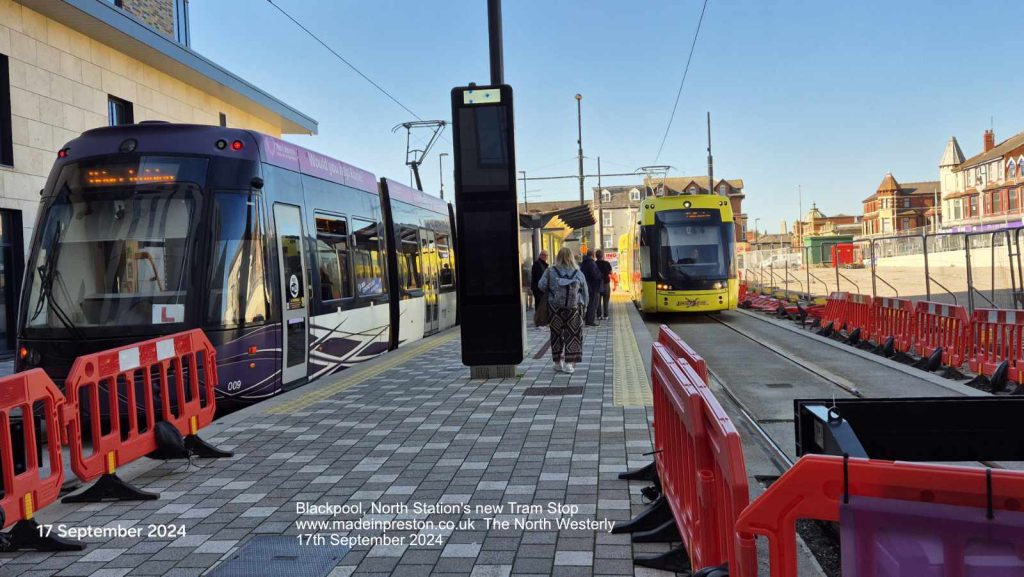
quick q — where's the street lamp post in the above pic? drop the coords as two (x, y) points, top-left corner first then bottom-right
(439, 152), (449, 200)
(575, 93), (588, 249)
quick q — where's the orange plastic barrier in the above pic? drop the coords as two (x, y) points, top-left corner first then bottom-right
(658, 325), (708, 383)
(649, 335), (756, 576)
(735, 454), (1024, 577)
(694, 375), (757, 576)
(873, 296), (915, 353)
(0, 370), (82, 550)
(820, 291), (849, 330)
(63, 329), (220, 500)
(969, 308), (1024, 383)
(844, 293), (874, 341)
(914, 300), (972, 368)
(651, 343), (707, 562)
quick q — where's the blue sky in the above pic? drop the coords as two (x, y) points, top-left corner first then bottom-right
(191, 1), (1024, 234)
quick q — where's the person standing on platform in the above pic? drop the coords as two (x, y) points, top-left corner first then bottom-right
(538, 247), (588, 374)
(530, 250), (549, 327)
(595, 250), (613, 320)
(580, 251), (602, 326)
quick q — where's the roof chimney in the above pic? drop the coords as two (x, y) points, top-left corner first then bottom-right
(984, 129), (995, 152)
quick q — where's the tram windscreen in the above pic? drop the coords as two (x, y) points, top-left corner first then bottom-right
(655, 209), (734, 285)
(24, 157), (207, 334)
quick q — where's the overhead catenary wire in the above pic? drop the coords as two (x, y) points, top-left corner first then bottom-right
(266, 0), (423, 121)
(653, 0), (710, 164)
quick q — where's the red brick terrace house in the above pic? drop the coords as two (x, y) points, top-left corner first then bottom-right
(861, 173), (940, 236)
(940, 129), (1024, 230)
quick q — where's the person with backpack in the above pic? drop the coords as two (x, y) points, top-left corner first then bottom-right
(538, 247), (588, 374)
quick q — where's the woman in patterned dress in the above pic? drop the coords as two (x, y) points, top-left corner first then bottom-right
(538, 247), (588, 374)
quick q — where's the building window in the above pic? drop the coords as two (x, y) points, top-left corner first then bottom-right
(953, 200), (961, 221)
(603, 212), (613, 227)
(0, 54), (11, 166)
(600, 189), (610, 203)
(629, 188), (640, 201)
(173, 0), (191, 46)
(970, 196), (979, 216)
(1008, 161), (1016, 180)
(219, 112), (227, 127)
(994, 191), (1003, 213)
(719, 183), (729, 194)
(688, 185), (698, 194)
(108, 95), (134, 126)
(603, 235), (614, 248)
(1009, 188), (1018, 212)
(901, 218), (910, 230)
(904, 198), (911, 208)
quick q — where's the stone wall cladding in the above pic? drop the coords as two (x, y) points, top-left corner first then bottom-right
(0, 1), (283, 252)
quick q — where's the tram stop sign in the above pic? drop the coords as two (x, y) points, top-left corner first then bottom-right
(451, 84), (524, 367)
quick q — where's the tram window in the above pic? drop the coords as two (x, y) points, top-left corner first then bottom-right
(398, 226), (421, 295)
(207, 192), (269, 327)
(314, 215), (352, 301)
(353, 218), (385, 296)
(437, 232), (454, 289)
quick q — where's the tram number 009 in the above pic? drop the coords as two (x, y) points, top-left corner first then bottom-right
(226, 380), (242, 392)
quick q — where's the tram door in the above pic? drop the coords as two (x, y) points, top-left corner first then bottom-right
(273, 204), (309, 384)
(422, 230), (440, 335)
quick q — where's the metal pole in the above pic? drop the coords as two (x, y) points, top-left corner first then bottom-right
(519, 170), (527, 212)
(439, 152), (448, 200)
(487, 0), (503, 84)
(597, 157), (604, 250)
(707, 111), (714, 194)
(576, 94), (584, 206)
(923, 231), (931, 301)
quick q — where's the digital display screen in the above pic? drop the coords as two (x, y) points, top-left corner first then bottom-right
(75, 158), (208, 188)
(463, 88), (502, 105)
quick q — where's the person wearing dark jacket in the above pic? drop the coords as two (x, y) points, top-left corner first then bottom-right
(595, 250), (613, 320)
(531, 250), (549, 301)
(580, 252), (602, 326)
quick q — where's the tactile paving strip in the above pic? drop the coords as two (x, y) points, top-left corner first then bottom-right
(612, 294), (653, 407)
(266, 331), (458, 414)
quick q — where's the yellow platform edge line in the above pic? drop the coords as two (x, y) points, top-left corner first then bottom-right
(612, 294), (652, 407)
(266, 332), (459, 414)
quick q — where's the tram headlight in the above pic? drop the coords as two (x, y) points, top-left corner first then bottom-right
(657, 283), (671, 291)
(712, 282), (723, 290)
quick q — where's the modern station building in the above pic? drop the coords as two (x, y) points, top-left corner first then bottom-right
(0, 0), (316, 350)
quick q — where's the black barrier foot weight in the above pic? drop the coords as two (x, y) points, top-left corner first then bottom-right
(611, 495), (672, 534)
(816, 321), (834, 338)
(2, 519), (84, 552)
(618, 461), (658, 482)
(640, 483), (661, 502)
(693, 563), (730, 577)
(634, 545), (692, 574)
(631, 518), (681, 543)
(62, 473), (159, 503)
(185, 434), (234, 459)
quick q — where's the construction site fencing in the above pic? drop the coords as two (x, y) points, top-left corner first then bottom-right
(740, 224), (1024, 314)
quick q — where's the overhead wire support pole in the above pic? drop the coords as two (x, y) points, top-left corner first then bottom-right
(707, 112), (714, 194)
(488, 0), (504, 84)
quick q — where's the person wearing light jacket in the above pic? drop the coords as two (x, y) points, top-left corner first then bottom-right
(538, 247), (588, 374)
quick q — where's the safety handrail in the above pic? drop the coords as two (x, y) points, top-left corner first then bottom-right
(836, 270), (860, 294)
(874, 274), (900, 298)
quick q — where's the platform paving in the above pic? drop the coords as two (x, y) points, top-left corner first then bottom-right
(0, 297), (672, 577)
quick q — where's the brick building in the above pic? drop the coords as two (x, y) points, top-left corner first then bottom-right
(0, 0), (315, 349)
(861, 173), (940, 235)
(940, 129), (1024, 230)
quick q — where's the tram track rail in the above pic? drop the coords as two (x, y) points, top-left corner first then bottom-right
(695, 312), (1003, 473)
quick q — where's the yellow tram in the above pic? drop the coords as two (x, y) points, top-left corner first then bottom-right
(626, 192), (738, 313)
